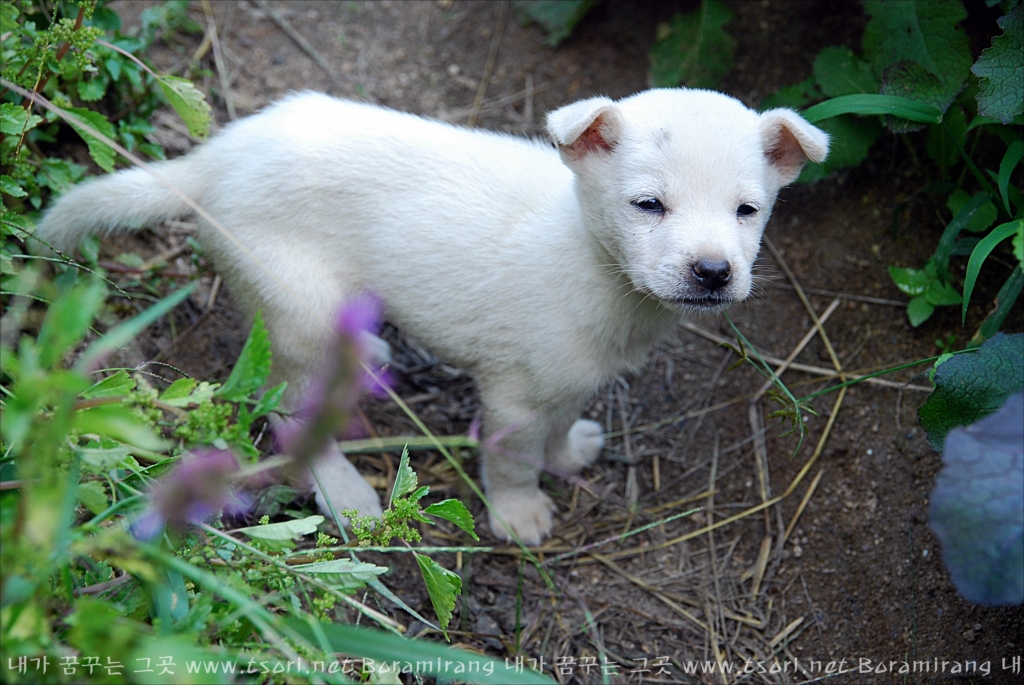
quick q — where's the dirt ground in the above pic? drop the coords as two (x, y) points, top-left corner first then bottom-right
(92, 1), (1024, 682)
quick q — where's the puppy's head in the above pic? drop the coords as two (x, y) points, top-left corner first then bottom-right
(547, 89), (828, 312)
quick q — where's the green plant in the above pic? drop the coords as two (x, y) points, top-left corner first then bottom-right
(0, 268), (546, 683)
(649, 0), (735, 90)
(761, 0), (1023, 337)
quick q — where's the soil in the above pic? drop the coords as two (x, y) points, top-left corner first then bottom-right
(88, 1), (1024, 683)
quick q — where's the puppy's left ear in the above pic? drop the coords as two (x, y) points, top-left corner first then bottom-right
(759, 109), (830, 185)
(547, 96), (624, 164)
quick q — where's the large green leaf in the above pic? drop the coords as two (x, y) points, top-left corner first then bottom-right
(930, 392), (1023, 605)
(919, 333), (1024, 450)
(972, 4), (1024, 124)
(215, 312), (271, 401)
(862, 0), (971, 112)
(649, 0), (735, 90)
(512, 0), (595, 46)
(813, 46), (877, 98)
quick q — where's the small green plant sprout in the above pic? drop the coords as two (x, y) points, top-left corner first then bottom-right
(345, 446), (478, 639)
(761, 0), (1023, 337)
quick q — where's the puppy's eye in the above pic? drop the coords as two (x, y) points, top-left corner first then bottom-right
(632, 197), (665, 214)
(737, 203), (758, 217)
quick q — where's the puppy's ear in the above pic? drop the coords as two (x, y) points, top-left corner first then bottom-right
(759, 108), (829, 185)
(547, 96), (623, 163)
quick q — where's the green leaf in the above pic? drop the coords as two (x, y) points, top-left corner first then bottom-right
(215, 312), (271, 401)
(77, 482), (109, 515)
(962, 220), (1023, 323)
(390, 446), (418, 503)
(236, 515), (324, 541)
(889, 265), (933, 296)
(37, 278), (107, 369)
(997, 140), (1023, 216)
(0, 103), (43, 135)
(973, 266), (1023, 344)
(813, 46), (878, 98)
(292, 559), (388, 593)
(76, 283), (196, 372)
(63, 107), (118, 173)
(83, 370), (136, 398)
(424, 499), (479, 540)
(925, 279), (963, 306)
(1013, 221), (1023, 266)
(73, 405), (168, 452)
(284, 619), (556, 684)
(76, 442), (134, 471)
(649, 0), (736, 90)
(159, 377), (197, 402)
(797, 114), (882, 183)
(907, 294), (936, 327)
(801, 94), (943, 124)
(77, 77), (107, 102)
(947, 188), (998, 234)
(934, 192), (994, 281)
(512, 0), (596, 46)
(414, 552), (462, 638)
(154, 74), (212, 140)
(862, 0), (971, 111)
(929, 392), (1023, 605)
(760, 76), (821, 111)
(879, 59), (954, 131)
(251, 382), (287, 417)
(919, 333), (1024, 450)
(972, 4), (1024, 124)
(0, 175), (27, 197)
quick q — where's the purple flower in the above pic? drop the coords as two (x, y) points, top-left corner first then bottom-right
(277, 294), (392, 466)
(131, 448), (247, 540)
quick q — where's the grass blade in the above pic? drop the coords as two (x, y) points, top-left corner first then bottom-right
(801, 94), (943, 124)
(962, 220), (1022, 324)
(75, 283), (196, 372)
(998, 140), (1023, 217)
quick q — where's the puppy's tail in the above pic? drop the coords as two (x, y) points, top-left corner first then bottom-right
(34, 154), (205, 254)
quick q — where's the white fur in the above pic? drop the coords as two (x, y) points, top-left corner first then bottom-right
(36, 88), (827, 544)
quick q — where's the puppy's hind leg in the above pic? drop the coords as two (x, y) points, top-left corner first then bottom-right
(548, 403), (602, 473)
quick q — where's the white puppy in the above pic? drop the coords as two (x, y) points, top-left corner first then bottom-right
(36, 88), (827, 544)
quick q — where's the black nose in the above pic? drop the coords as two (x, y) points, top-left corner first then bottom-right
(692, 259), (732, 291)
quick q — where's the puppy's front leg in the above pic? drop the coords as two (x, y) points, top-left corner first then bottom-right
(480, 400), (558, 545)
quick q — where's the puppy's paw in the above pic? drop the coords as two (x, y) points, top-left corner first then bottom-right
(359, 332), (392, 368)
(550, 419), (605, 473)
(487, 489), (555, 545)
(310, 452), (384, 526)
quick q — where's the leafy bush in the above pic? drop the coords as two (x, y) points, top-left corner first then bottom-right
(761, 0), (1023, 336)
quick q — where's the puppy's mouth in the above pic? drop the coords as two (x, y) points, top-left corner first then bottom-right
(672, 295), (734, 312)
